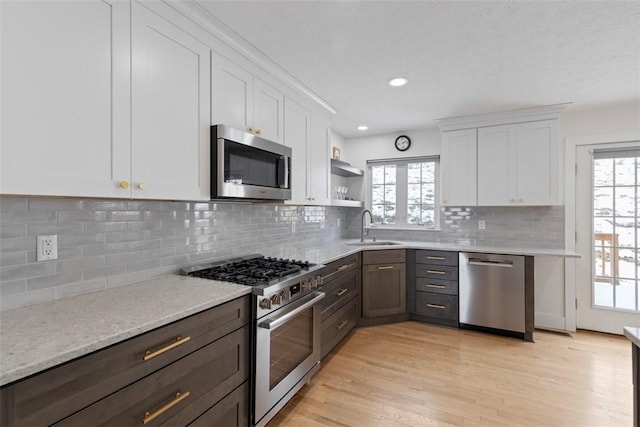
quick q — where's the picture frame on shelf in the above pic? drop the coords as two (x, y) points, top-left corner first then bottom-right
(332, 146), (341, 160)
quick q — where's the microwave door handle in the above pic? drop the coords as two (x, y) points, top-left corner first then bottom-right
(278, 156), (290, 189)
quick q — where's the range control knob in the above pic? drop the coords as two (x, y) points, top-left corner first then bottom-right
(312, 276), (320, 288)
(270, 294), (281, 305)
(280, 290), (290, 302)
(259, 298), (271, 310)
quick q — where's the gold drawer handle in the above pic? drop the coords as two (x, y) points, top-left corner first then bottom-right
(426, 270), (446, 275)
(337, 264), (350, 271)
(143, 336), (191, 361)
(377, 266), (394, 270)
(426, 256), (446, 260)
(427, 303), (446, 310)
(143, 391), (190, 424)
(426, 284), (446, 289)
(336, 288), (348, 297)
(337, 320), (348, 330)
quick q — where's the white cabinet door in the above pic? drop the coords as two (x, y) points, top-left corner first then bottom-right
(308, 116), (331, 205)
(131, 2), (210, 201)
(253, 78), (284, 143)
(441, 129), (477, 206)
(210, 51), (253, 131)
(1, 0), (130, 197)
(515, 120), (560, 205)
(283, 98), (310, 204)
(477, 124), (517, 205)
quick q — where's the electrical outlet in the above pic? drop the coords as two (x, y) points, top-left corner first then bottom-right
(478, 220), (486, 230)
(36, 235), (58, 261)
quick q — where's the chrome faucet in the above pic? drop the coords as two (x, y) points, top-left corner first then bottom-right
(360, 209), (373, 242)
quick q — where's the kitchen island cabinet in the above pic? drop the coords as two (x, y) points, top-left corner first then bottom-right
(360, 250), (408, 326)
(0, 295), (250, 427)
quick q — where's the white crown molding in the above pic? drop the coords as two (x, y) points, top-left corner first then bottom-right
(165, 0), (337, 116)
(436, 103), (572, 131)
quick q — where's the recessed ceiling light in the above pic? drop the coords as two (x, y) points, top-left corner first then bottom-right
(357, 125), (368, 131)
(388, 77), (408, 87)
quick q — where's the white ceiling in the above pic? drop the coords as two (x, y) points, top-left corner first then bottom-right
(197, 0), (640, 138)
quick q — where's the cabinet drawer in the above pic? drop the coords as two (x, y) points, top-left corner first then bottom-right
(415, 264), (458, 281)
(321, 253), (359, 283)
(362, 249), (406, 265)
(321, 297), (357, 359)
(321, 269), (358, 322)
(416, 277), (458, 295)
(415, 292), (458, 321)
(415, 250), (458, 266)
(188, 382), (248, 427)
(54, 325), (250, 427)
(9, 296), (250, 427)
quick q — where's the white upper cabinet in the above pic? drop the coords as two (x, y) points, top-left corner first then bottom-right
(131, 2), (210, 200)
(308, 116), (331, 205)
(439, 104), (566, 207)
(283, 98), (311, 204)
(0, 0), (130, 197)
(478, 120), (560, 205)
(441, 129), (477, 206)
(211, 52), (284, 143)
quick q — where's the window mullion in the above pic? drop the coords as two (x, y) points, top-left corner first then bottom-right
(397, 164), (408, 225)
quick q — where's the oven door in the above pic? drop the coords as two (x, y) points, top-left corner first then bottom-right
(254, 291), (325, 426)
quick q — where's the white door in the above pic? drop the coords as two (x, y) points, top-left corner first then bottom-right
(210, 51), (253, 130)
(576, 142), (640, 334)
(0, 0), (130, 197)
(477, 124), (514, 205)
(253, 78), (284, 143)
(308, 116), (331, 205)
(131, 2), (210, 201)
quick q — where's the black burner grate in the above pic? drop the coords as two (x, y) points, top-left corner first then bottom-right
(187, 257), (313, 285)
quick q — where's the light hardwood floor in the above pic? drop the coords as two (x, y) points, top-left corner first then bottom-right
(268, 322), (632, 426)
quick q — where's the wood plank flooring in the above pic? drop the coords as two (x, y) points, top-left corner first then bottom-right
(267, 322), (632, 426)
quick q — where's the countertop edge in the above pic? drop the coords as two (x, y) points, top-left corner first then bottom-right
(623, 326), (640, 347)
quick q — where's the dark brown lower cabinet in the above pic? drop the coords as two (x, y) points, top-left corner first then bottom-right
(0, 296), (251, 427)
(360, 250), (408, 326)
(319, 253), (360, 358)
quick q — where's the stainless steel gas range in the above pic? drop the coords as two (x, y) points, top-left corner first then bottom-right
(181, 255), (325, 427)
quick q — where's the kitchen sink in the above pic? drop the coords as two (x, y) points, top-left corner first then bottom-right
(347, 241), (401, 246)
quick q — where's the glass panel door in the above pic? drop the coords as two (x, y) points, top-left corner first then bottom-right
(269, 307), (313, 390)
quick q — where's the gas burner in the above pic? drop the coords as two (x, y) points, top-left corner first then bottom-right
(182, 255), (315, 286)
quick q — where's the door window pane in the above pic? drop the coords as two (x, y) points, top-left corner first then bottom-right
(592, 155), (639, 312)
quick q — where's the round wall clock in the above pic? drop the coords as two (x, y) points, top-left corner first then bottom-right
(395, 135), (411, 152)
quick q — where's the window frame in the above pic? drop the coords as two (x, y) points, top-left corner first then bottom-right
(366, 156), (440, 230)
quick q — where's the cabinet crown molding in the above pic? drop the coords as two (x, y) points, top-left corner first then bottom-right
(437, 103), (570, 132)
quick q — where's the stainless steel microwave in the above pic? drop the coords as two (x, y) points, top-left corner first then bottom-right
(211, 125), (291, 201)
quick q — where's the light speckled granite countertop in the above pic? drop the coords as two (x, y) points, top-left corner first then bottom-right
(0, 274), (251, 386)
(624, 327), (640, 347)
(0, 239), (579, 387)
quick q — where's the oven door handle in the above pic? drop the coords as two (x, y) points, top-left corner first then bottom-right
(258, 292), (325, 330)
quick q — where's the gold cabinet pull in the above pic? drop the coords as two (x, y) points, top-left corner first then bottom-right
(427, 303), (446, 310)
(248, 126), (256, 132)
(256, 128), (262, 135)
(336, 288), (348, 297)
(337, 320), (348, 330)
(143, 336), (191, 361)
(377, 266), (394, 270)
(519, 198), (524, 203)
(143, 391), (190, 424)
(426, 270), (446, 275)
(426, 284), (446, 289)
(337, 264), (350, 271)
(119, 180), (130, 189)
(426, 256), (446, 260)
(137, 182), (147, 190)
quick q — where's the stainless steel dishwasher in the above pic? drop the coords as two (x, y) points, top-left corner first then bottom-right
(459, 252), (525, 339)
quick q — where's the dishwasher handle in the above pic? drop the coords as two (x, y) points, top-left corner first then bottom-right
(468, 258), (513, 268)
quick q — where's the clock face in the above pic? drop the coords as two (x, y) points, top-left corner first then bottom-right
(395, 135), (411, 151)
